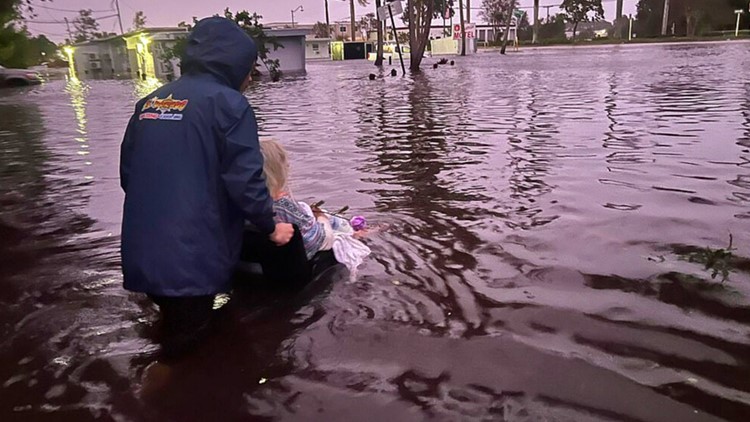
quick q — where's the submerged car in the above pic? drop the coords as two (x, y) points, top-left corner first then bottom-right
(0, 65), (43, 87)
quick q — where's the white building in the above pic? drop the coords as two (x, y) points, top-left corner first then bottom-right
(265, 28), (308, 73)
(69, 27), (308, 79)
(69, 27), (187, 80)
(305, 38), (332, 60)
(69, 35), (129, 80)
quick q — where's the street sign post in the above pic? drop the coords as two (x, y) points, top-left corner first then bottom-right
(377, 1), (406, 75)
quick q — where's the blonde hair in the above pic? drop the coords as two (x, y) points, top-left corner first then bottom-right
(259, 138), (289, 197)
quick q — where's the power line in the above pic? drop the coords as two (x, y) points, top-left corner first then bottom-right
(27, 14), (120, 25)
(26, 19), (67, 24)
(31, 3), (113, 13)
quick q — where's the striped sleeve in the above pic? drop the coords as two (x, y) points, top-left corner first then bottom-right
(273, 197), (326, 259)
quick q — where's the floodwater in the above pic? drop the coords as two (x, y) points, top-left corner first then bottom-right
(1, 41), (749, 421)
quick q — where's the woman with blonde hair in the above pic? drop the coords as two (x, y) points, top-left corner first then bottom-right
(258, 138), (327, 259)
(258, 139), (371, 275)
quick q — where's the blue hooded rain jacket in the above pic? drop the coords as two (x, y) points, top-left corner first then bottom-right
(120, 17), (275, 297)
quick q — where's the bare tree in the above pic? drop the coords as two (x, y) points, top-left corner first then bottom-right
(73, 9), (101, 42)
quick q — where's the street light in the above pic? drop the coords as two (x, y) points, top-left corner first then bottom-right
(291, 5), (304, 28)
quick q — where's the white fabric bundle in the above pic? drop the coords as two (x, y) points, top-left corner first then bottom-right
(300, 202), (370, 280)
(332, 233), (371, 281)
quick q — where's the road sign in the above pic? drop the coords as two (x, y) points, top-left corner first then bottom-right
(377, 0), (404, 21)
(452, 23), (476, 39)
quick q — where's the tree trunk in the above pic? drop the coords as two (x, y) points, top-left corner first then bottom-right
(408, 0), (434, 72)
(467, 0), (471, 23)
(613, 0), (623, 39)
(459, 0), (466, 56)
(350, 0), (357, 41)
(532, 0), (539, 44)
(408, 0), (417, 70)
(375, 0), (384, 66)
(573, 21), (578, 40)
(500, 0), (515, 54)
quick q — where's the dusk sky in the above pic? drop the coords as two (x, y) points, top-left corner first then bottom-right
(27, 0), (640, 42)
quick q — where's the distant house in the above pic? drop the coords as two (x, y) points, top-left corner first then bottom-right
(332, 20), (369, 41)
(69, 35), (129, 80)
(69, 26), (308, 79)
(565, 21), (613, 39)
(305, 38), (332, 60)
(69, 27), (187, 80)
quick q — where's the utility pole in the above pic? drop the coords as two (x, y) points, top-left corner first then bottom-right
(350, 0), (356, 41)
(466, 0), (470, 23)
(64, 17), (73, 41)
(533, 0), (539, 44)
(661, 0), (670, 36)
(114, 0), (124, 34)
(325, 0), (331, 37)
(459, 0), (466, 56)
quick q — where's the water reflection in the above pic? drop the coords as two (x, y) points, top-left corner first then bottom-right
(505, 70), (559, 229)
(0, 101), (46, 284)
(1, 43), (750, 421)
(133, 78), (163, 100)
(64, 79), (90, 160)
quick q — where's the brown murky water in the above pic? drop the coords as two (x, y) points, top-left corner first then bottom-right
(1, 42), (750, 421)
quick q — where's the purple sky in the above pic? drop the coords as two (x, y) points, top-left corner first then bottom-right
(28, 0), (639, 42)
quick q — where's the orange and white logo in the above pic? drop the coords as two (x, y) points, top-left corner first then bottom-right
(141, 94), (189, 113)
(140, 94), (189, 121)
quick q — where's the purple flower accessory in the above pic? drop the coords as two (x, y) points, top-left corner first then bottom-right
(350, 215), (367, 231)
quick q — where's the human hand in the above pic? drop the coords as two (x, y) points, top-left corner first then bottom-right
(269, 223), (294, 246)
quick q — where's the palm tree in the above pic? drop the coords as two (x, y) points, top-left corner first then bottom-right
(374, 0), (384, 66)
(350, 0), (370, 41)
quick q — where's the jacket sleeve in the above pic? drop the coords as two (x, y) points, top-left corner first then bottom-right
(220, 106), (276, 235)
(119, 110), (139, 192)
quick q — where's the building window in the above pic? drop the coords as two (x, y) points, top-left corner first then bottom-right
(312, 43), (319, 51)
(88, 53), (97, 60)
(339, 26), (346, 33)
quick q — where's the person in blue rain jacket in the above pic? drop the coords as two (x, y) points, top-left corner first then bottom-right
(119, 17), (294, 359)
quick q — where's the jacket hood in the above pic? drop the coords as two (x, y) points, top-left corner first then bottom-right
(181, 17), (258, 90)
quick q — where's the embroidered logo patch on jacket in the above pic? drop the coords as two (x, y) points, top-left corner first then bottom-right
(140, 94), (189, 121)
